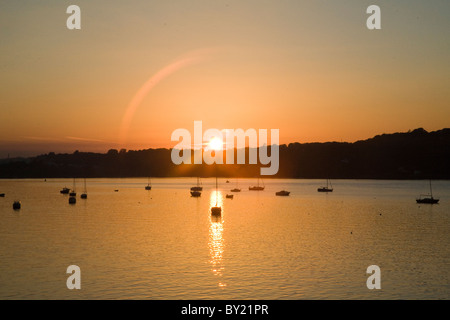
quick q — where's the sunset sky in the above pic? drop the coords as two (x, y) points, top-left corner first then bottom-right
(1, 0), (449, 157)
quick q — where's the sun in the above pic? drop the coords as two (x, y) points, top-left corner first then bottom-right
(208, 137), (223, 151)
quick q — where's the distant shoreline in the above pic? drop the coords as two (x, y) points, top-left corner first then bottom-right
(1, 128), (449, 180)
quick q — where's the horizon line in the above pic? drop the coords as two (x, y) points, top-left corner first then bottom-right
(1, 127), (448, 160)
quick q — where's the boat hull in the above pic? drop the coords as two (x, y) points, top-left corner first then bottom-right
(416, 198), (439, 204)
(317, 188), (333, 192)
(190, 191), (201, 197)
(211, 207), (222, 216)
(249, 187), (265, 191)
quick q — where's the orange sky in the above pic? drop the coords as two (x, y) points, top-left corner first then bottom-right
(1, 1), (449, 157)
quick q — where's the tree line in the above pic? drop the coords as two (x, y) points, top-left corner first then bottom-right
(0, 128), (449, 179)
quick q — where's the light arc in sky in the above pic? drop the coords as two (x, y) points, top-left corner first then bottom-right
(118, 48), (221, 146)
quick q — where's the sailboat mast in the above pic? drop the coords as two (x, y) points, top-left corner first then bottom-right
(429, 179), (433, 197)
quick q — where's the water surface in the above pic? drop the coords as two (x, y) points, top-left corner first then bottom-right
(0, 178), (449, 299)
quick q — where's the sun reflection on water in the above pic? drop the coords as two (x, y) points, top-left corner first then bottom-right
(208, 190), (226, 287)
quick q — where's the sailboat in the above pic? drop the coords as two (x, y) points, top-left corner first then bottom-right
(249, 177), (265, 191)
(190, 177), (203, 191)
(145, 177), (152, 190)
(230, 178), (241, 192)
(190, 177), (202, 197)
(416, 180), (439, 204)
(80, 178), (87, 199)
(69, 178), (77, 196)
(211, 176), (222, 216)
(317, 179), (333, 192)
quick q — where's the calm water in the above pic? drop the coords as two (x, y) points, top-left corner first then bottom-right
(0, 178), (449, 300)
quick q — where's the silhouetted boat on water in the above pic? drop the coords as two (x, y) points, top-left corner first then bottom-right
(318, 179), (333, 192)
(145, 177), (152, 190)
(13, 201), (21, 210)
(80, 178), (87, 199)
(69, 178), (76, 196)
(226, 194), (234, 199)
(60, 187), (70, 194)
(416, 180), (439, 204)
(230, 178), (241, 192)
(190, 177), (203, 192)
(0, 193), (5, 197)
(211, 176), (222, 216)
(69, 196), (76, 204)
(276, 190), (290, 196)
(249, 177), (265, 191)
(191, 190), (201, 197)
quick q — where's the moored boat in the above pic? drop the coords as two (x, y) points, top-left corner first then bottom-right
(60, 187), (70, 194)
(80, 178), (88, 199)
(145, 177), (152, 190)
(416, 180), (439, 204)
(318, 179), (333, 192)
(13, 201), (21, 210)
(276, 190), (290, 196)
(249, 177), (265, 191)
(190, 190), (201, 197)
(190, 177), (203, 191)
(211, 176), (222, 216)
